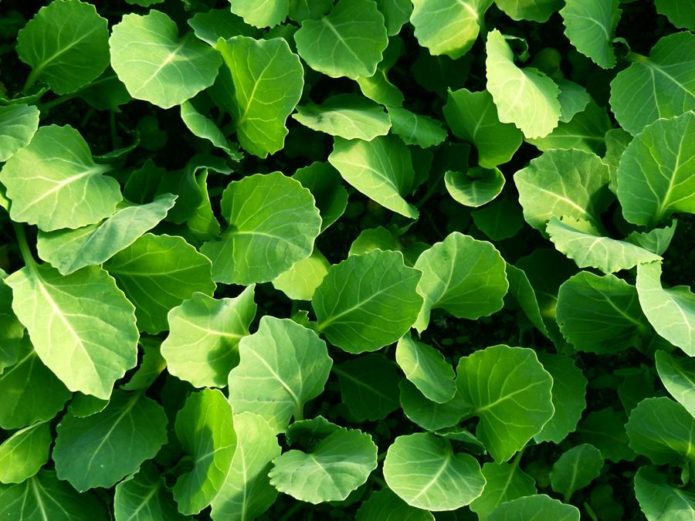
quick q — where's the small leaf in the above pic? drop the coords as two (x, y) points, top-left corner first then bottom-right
(293, 162), (348, 231)
(114, 465), (186, 521)
(655, 350), (695, 418)
(576, 408), (635, 463)
(180, 101), (241, 159)
(634, 466), (695, 521)
(0, 422), (51, 484)
(357, 488), (434, 521)
(445, 167), (505, 208)
(494, 0), (561, 21)
(561, 0), (620, 69)
(469, 462), (537, 519)
(488, 494), (579, 521)
(550, 444), (603, 501)
(376, 0), (413, 35)
(229, 0), (288, 27)
(400, 380), (469, 431)
(396, 334), (455, 403)
(188, 9), (257, 45)
(272, 250), (329, 301)
(387, 107), (447, 148)
(0, 104), (39, 162)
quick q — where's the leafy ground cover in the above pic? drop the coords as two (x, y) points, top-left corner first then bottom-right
(1, 0), (695, 519)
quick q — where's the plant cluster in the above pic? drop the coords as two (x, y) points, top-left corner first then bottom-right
(1, 0), (695, 519)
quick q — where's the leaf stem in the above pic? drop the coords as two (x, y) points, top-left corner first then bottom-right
(22, 69), (40, 93)
(12, 222), (37, 268)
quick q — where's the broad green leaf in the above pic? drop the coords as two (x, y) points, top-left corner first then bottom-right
(617, 112), (695, 227)
(547, 217), (660, 273)
(556, 271), (648, 354)
(0, 125), (122, 232)
(626, 397), (695, 465)
(414, 232), (508, 332)
(201, 173), (321, 284)
(550, 444), (603, 501)
(514, 149), (611, 231)
(37, 194), (177, 275)
(636, 262), (695, 356)
(445, 167), (505, 208)
(494, 0), (561, 21)
(556, 80), (591, 123)
(400, 380), (469, 431)
(109, 10), (221, 109)
(174, 389), (236, 515)
(656, 351), (695, 418)
(534, 353), (587, 444)
(180, 101), (241, 159)
(486, 30), (561, 139)
(334, 353), (401, 421)
(328, 136), (418, 219)
(115, 465), (186, 521)
(388, 107), (447, 148)
(269, 421), (377, 503)
(272, 250), (329, 301)
(444, 89), (522, 168)
(472, 196), (525, 241)
(313, 250), (422, 353)
(210, 413), (281, 521)
(470, 462), (537, 519)
(456, 345), (554, 462)
(610, 32), (695, 135)
(396, 334), (455, 403)
(293, 162), (348, 231)
(488, 494), (579, 521)
(229, 0), (288, 27)
(69, 394), (108, 418)
(0, 471), (107, 521)
(357, 488), (434, 521)
(655, 0), (695, 31)
(161, 287), (256, 388)
(216, 36), (303, 157)
(376, 0), (413, 36)
(0, 104), (39, 162)
(289, 0), (333, 21)
(0, 422), (51, 484)
(384, 432), (485, 511)
(7, 263), (138, 399)
(106, 233), (214, 334)
(561, 0), (620, 69)
(17, 0), (109, 94)
(635, 466), (695, 521)
(188, 9), (257, 46)
(410, 0), (491, 59)
(294, 0), (388, 79)
(228, 317), (332, 432)
(604, 127), (632, 189)
(293, 94), (391, 141)
(576, 408), (635, 463)
(349, 226), (402, 256)
(53, 391), (168, 491)
(627, 220), (677, 255)
(0, 341), (70, 430)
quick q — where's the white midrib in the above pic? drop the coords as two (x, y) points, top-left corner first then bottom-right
(409, 451), (451, 502)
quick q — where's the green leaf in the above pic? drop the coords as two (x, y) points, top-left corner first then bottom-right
(17, 0), (109, 94)
(472, 196), (525, 241)
(626, 397), (695, 465)
(655, 0), (695, 31)
(387, 107), (448, 148)
(201, 173), (321, 285)
(334, 353), (401, 421)
(561, 0), (620, 69)
(53, 390), (168, 491)
(634, 466), (695, 521)
(173, 389), (236, 515)
(384, 432), (485, 510)
(269, 420), (377, 503)
(469, 462), (537, 519)
(514, 149), (611, 232)
(293, 162), (348, 232)
(494, 0), (561, 21)
(37, 194), (177, 275)
(161, 287), (256, 388)
(456, 345), (554, 462)
(445, 167), (505, 208)
(376, 0), (413, 36)
(349, 226), (402, 256)
(329, 135), (418, 219)
(444, 89), (522, 168)
(357, 488), (434, 521)
(105, 233), (215, 334)
(0, 125), (122, 232)
(636, 261), (695, 356)
(505, 263), (551, 339)
(0, 471), (107, 521)
(228, 317), (332, 433)
(293, 94), (391, 141)
(488, 494), (579, 521)
(556, 80), (591, 123)
(188, 9), (257, 46)
(216, 36), (303, 157)
(7, 264), (138, 399)
(69, 394), (108, 418)
(627, 220), (677, 255)
(313, 250), (422, 353)
(294, 0), (388, 79)
(576, 408), (635, 463)
(414, 232), (508, 332)
(486, 30), (561, 139)
(122, 340), (166, 392)
(0, 104), (39, 162)
(617, 112), (695, 227)
(229, 0), (288, 27)
(410, 0), (491, 59)
(180, 101), (241, 159)
(400, 380), (469, 431)
(114, 465), (186, 521)
(273, 250), (329, 301)
(655, 351), (695, 418)
(547, 217), (660, 273)
(0, 421), (51, 484)
(610, 32), (695, 135)
(396, 334), (455, 403)
(210, 412), (281, 521)
(550, 444), (603, 501)
(289, 0), (333, 21)
(109, 10), (221, 109)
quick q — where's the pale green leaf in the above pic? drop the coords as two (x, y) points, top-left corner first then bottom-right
(445, 167), (505, 208)
(656, 350), (695, 418)
(114, 465), (186, 521)
(561, 0), (620, 69)
(550, 444), (603, 501)
(272, 250), (329, 301)
(488, 494), (579, 521)
(313, 250), (422, 353)
(228, 317), (332, 433)
(627, 220), (677, 255)
(384, 432), (485, 511)
(229, 0), (288, 28)
(357, 488), (434, 521)
(388, 107), (447, 148)
(188, 9), (257, 46)
(348, 226), (402, 256)
(294, 0), (388, 79)
(0, 125), (122, 232)
(0, 104), (39, 162)
(0, 422), (51, 484)
(469, 462), (537, 519)
(161, 287), (256, 388)
(494, 0), (561, 21)
(400, 380), (469, 431)
(180, 101), (241, 159)
(110, 10), (221, 109)
(635, 466), (695, 521)
(556, 80), (591, 123)
(396, 334), (455, 403)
